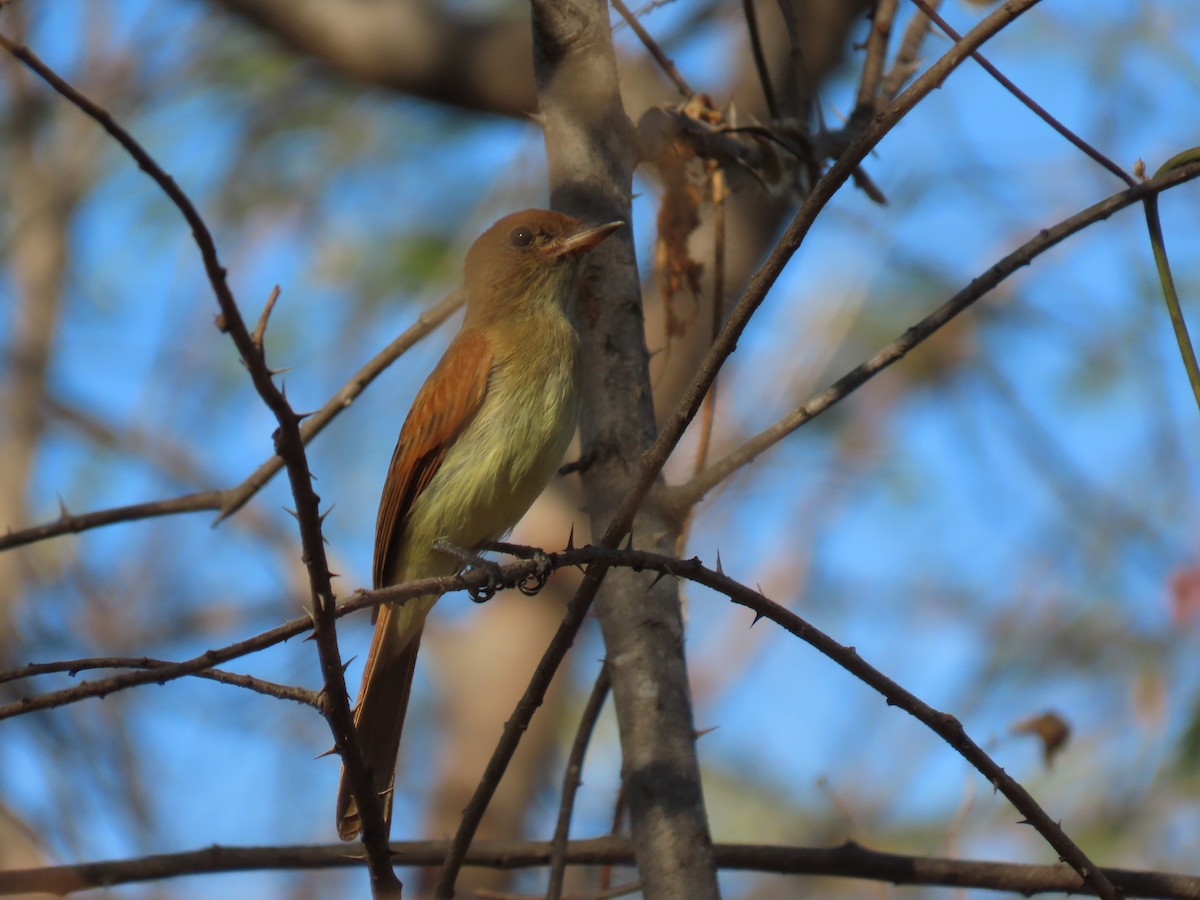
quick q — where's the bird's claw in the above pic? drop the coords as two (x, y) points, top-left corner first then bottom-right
(467, 558), (504, 604)
(517, 549), (552, 596)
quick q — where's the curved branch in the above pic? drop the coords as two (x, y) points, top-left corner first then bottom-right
(667, 157), (1200, 511)
(0, 288), (461, 553)
(0, 657), (319, 708)
(0, 538), (1140, 900)
(1, 820), (1197, 897)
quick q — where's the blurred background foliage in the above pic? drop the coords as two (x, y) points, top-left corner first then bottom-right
(1, 0), (1199, 897)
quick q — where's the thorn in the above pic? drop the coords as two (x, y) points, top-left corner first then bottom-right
(314, 744), (339, 760)
(56, 494), (71, 519)
(750, 611), (765, 628)
(623, 532), (634, 551)
(715, 549), (724, 575)
(694, 725), (720, 739)
(648, 568), (676, 591)
(328, 569), (340, 579)
(296, 409), (315, 422)
(283, 507), (298, 520)
(341, 656), (356, 674)
(319, 505), (336, 524)
(566, 523), (576, 552)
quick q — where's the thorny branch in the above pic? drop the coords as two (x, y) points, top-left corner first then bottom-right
(2, 834), (1197, 898)
(0, 540), (1186, 898)
(666, 157), (1200, 511)
(0, 31), (399, 895)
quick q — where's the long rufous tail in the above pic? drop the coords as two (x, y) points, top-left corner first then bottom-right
(336, 603), (425, 840)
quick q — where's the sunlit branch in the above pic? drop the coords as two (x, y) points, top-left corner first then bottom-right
(907, 0), (1134, 187)
(667, 158), (1200, 512)
(2, 835), (1196, 898)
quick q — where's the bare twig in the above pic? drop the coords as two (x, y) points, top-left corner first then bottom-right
(546, 665), (613, 900)
(692, 163), (727, 478)
(668, 157), (1200, 511)
(741, 0), (779, 120)
(1144, 146), (1200, 415)
(251, 284), (282, 352)
(0, 656), (319, 708)
(3, 835), (1197, 898)
(0, 564), (542, 721)
(907, 0), (1134, 186)
(879, 0), (940, 103)
(609, 0), (692, 97)
(852, 0), (899, 120)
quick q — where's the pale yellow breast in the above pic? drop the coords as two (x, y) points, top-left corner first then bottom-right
(396, 318), (580, 583)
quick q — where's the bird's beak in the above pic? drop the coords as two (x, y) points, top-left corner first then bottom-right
(550, 220), (624, 257)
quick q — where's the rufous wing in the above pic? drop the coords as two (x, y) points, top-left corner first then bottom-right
(337, 328), (494, 840)
(372, 327), (493, 589)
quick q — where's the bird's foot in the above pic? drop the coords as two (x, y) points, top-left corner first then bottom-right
(433, 538), (504, 603)
(518, 549), (553, 596)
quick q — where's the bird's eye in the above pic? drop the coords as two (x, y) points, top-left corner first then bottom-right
(508, 227), (535, 248)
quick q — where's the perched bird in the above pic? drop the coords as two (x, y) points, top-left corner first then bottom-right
(336, 209), (622, 840)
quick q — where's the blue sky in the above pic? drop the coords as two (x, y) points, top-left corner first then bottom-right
(3, 1), (1200, 897)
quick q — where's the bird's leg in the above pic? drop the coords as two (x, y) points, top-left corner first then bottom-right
(432, 538), (504, 603)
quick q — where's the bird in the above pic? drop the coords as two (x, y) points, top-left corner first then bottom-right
(336, 209), (623, 840)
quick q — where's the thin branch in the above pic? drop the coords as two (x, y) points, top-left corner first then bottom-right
(0, 287), (462, 553)
(0, 565), (536, 722)
(667, 157), (1200, 510)
(879, 0), (940, 103)
(1144, 146), (1200, 416)
(2, 836), (1197, 898)
(676, 164), (726, 555)
(543, 546), (1116, 896)
(251, 284), (282, 352)
(609, 0), (692, 98)
(907, 0), (1134, 187)
(546, 665), (613, 900)
(852, 0), (899, 120)
(741, 0), (779, 120)
(0, 657), (319, 708)
(692, 163), (727, 478)
(0, 33), (397, 892)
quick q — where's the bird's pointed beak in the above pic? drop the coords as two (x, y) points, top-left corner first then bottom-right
(550, 220), (624, 257)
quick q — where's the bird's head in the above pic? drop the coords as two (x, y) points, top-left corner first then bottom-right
(463, 209), (623, 324)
